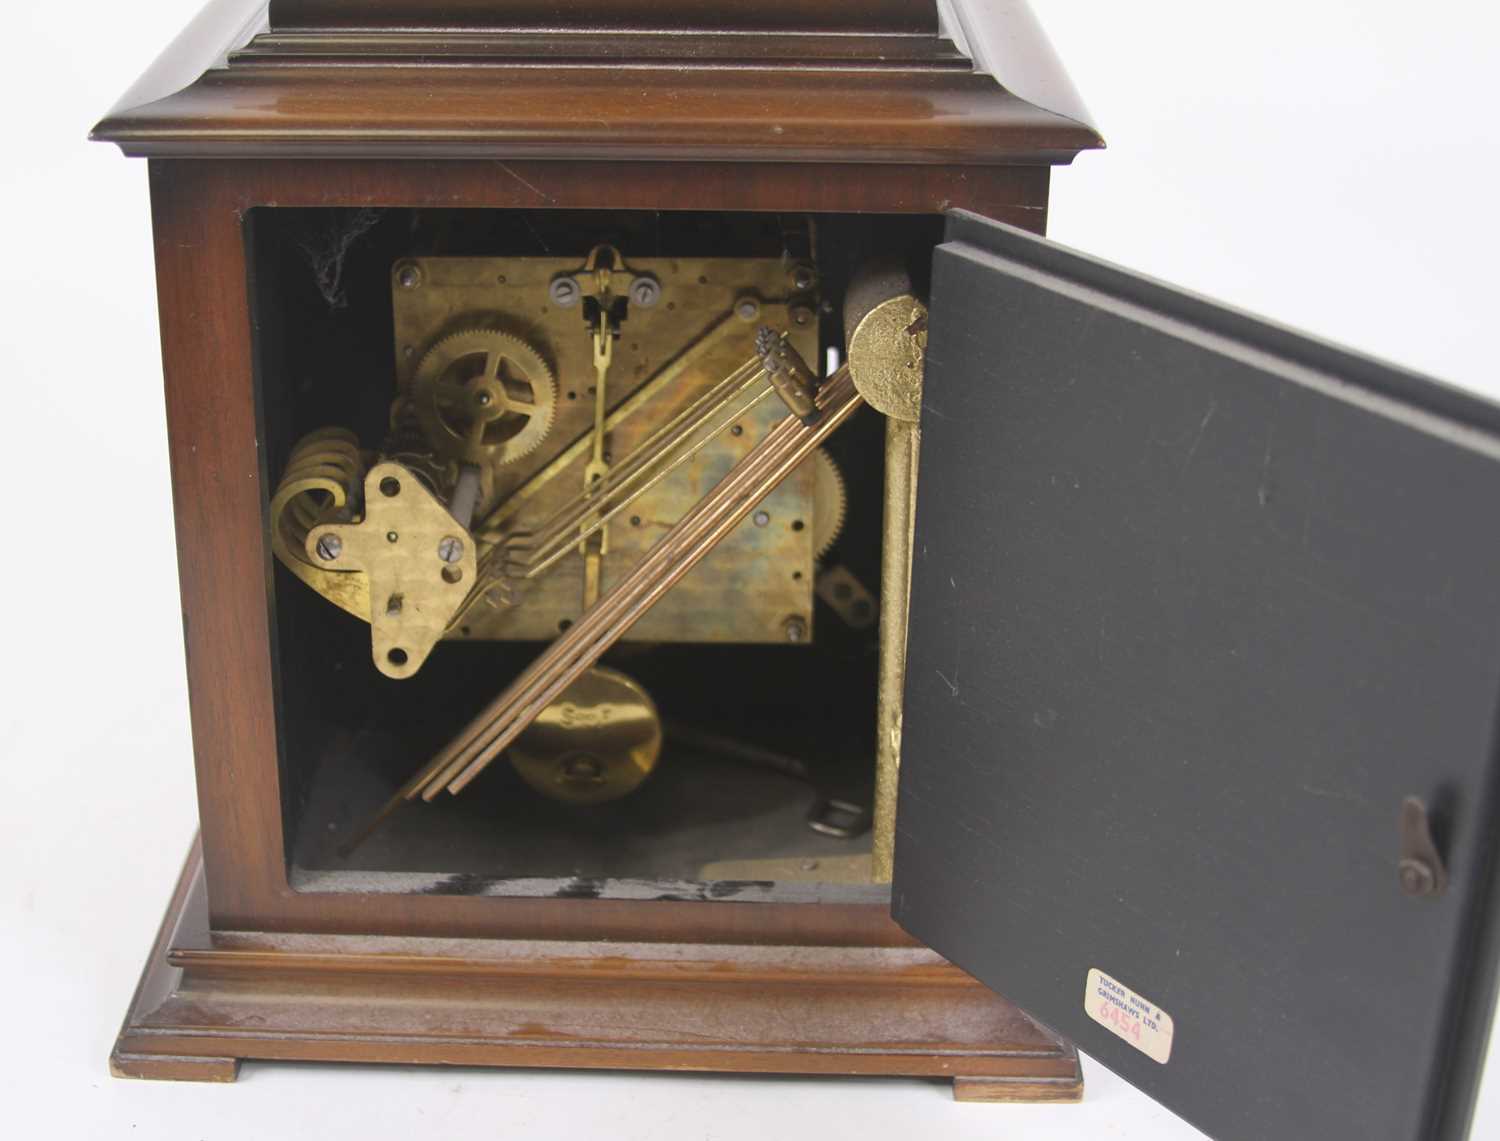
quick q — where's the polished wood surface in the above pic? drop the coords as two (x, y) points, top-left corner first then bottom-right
(147, 156), (1050, 944)
(96, 69), (1099, 164)
(113, 843), (1083, 1097)
(91, 1), (1102, 162)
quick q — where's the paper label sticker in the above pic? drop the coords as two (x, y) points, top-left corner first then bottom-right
(1084, 968), (1174, 1064)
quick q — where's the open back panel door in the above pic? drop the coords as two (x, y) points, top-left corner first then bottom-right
(893, 211), (1500, 1141)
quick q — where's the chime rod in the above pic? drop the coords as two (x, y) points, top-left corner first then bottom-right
(343, 355), (852, 850)
(521, 385), (776, 581)
(437, 366), (862, 797)
(517, 363), (775, 578)
(452, 356), (769, 619)
(417, 364), (858, 803)
(417, 381), (816, 796)
(415, 349), (815, 792)
(520, 354), (766, 548)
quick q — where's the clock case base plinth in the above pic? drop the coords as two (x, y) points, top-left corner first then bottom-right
(111, 840), (1083, 1102)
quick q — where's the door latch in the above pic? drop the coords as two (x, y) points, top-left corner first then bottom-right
(1398, 796), (1448, 898)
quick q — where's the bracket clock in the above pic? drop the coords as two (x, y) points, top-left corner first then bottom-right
(95, 3), (1500, 1139)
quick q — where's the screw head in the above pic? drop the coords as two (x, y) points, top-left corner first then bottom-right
(752, 510), (770, 527)
(790, 265), (816, 291)
(437, 536), (465, 564)
(396, 264), (422, 290)
(315, 533), (343, 561)
(735, 297), (761, 321)
(548, 276), (581, 307)
(629, 276), (661, 308)
(783, 616), (808, 643)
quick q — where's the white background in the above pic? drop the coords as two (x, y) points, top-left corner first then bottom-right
(3, 1), (1498, 1137)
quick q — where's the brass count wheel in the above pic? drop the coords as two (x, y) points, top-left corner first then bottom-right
(411, 328), (557, 466)
(508, 666), (663, 805)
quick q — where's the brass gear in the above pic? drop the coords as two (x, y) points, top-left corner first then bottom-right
(810, 448), (848, 559)
(410, 328), (557, 466)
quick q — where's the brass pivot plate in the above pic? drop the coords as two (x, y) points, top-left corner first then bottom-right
(508, 665), (663, 805)
(392, 256), (819, 644)
(305, 462), (477, 678)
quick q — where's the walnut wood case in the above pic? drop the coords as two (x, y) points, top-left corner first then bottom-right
(95, 0), (1099, 1105)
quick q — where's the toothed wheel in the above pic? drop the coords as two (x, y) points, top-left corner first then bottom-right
(410, 328), (557, 466)
(810, 448), (847, 559)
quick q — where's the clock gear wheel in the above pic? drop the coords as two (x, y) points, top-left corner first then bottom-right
(810, 447), (848, 559)
(409, 328), (558, 466)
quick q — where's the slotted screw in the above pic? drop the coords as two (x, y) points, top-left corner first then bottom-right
(629, 277), (662, 308)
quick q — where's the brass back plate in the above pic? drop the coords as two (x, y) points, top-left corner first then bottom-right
(392, 256), (818, 644)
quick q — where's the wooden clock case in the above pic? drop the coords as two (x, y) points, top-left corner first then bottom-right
(94, 0), (1102, 1101)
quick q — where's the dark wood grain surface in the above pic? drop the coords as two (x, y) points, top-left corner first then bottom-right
(92, 1), (1102, 162)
